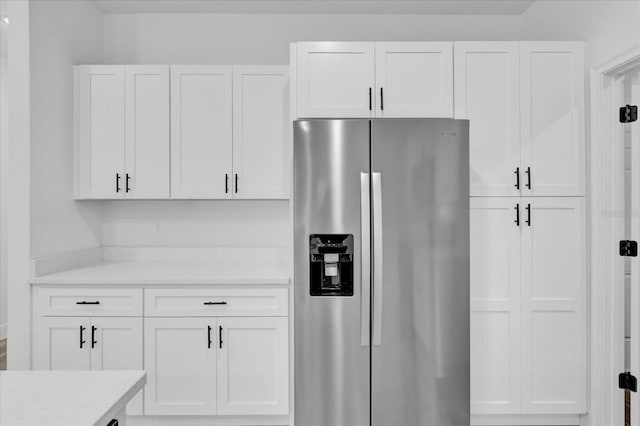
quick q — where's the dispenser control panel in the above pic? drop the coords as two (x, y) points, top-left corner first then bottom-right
(309, 234), (354, 296)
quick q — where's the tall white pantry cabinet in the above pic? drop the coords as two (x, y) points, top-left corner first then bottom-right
(456, 42), (587, 419)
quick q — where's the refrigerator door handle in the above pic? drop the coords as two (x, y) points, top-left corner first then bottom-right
(372, 172), (383, 346)
(360, 173), (371, 346)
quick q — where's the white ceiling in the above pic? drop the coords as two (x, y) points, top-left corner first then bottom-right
(90, 0), (536, 15)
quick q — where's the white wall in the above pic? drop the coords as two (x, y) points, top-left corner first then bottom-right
(0, 14), (8, 339)
(30, 0), (104, 259)
(522, 0), (640, 67)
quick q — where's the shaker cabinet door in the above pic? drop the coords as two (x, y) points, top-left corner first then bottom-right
(216, 317), (289, 415)
(455, 42), (521, 196)
(144, 317), (218, 415)
(170, 66), (233, 199)
(74, 65), (125, 199)
(520, 197), (586, 413)
(296, 42), (375, 118)
(90, 317), (144, 415)
(470, 198), (522, 414)
(520, 43), (585, 196)
(375, 42), (453, 117)
(232, 66), (290, 199)
(124, 66), (170, 199)
(33, 317), (92, 371)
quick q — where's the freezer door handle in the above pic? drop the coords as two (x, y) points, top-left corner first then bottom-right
(361, 173), (371, 346)
(372, 172), (383, 346)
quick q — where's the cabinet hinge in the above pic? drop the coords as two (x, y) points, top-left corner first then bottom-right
(620, 240), (638, 257)
(620, 105), (638, 123)
(620, 372), (638, 392)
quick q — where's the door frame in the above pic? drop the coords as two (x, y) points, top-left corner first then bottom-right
(589, 45), (640, 426)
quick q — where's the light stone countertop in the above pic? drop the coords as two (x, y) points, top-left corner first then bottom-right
(0, 370), (146, 426)
(29, 259), (290, 285)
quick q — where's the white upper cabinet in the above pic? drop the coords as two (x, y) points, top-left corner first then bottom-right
(375, 42), (453, 117)
(295, 42), (453, 118)
(520, 42), (585, 196)
(124, 66), (170, 199)
(296, 42), (375, 118)
(74, 65), (125, 199)
(455, 42), (520, 196)
(232, 66), (290, 199)
(216, 317), (289, 415)
(74, 65), (170, 199)
(170, 66), (233, 199)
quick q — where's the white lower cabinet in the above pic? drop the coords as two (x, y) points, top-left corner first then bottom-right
(470, 197), (586, 416)
(34, 315), (144, 415)
(144, 317), (218, 415)
(217, 317), (289, 415)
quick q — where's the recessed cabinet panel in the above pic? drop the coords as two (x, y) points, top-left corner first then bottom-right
(34, 317), (92, 371)
(375, 42), (453, 117)
(455, 42), (520, 196)
(233, 66), (290, 199)
(144, 317), (218, 415)
(521, 197), (586, 413)
(74, 66), (125, 199)
(91, 317), (144, 415)
(170, 66), (233, 199)
(125, 66), (170, 199)
(217, 317), (289, 415)
(297, 42), (375, 118)
(521, 43), (585, 196)
(470, 198), (521, 414)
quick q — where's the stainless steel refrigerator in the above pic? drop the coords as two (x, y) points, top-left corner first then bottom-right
(293, 118), (470, 426)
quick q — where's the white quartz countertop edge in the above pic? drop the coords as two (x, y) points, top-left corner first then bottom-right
(29, 276), (290, 285)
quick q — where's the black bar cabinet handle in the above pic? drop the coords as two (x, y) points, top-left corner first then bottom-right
(116, 173), (121, 193)
(126, 173), (131, 193)
(76, 301), (100, 305)
(225, 174), (229, 193)
(204, 301), (227, 306)
(525, 166), (531, 189)
(368, 88), (372, 111)
(79, 325), (86, 348)
(526, 203), (531, 227)
(380, 88), (384, 111)
(235, 174), (238, 194)
(514, 203), (520, 226)
(219, 326), (223, 349)
(514, 167), (520, 189)
(91, 325), (97, 348)
(207, 325), (212, 349)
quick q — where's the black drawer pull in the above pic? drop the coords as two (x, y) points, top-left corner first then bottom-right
(203, 301), (227, 306)
(76, 301), (100, 305)
(91, 325), (98, 348)
(219, 325), (223, 349)
(80, 325), (86, 349)
(207, 325), (213, 349)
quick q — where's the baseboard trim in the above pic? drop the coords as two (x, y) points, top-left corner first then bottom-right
(0, 323), (6, 340)
(127, 415), (289, 426)
(471, 413), (581, 426)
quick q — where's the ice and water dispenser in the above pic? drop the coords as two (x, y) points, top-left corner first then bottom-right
(309, 234), (354, 296)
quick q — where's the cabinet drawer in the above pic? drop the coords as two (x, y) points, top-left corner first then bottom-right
(145, 288), (288, 317)
(35, 288), (143, 317)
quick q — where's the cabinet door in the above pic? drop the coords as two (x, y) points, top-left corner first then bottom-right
(232, 66), (290, 199)
(33, 317), (91, 370)
(297, 42), (374, 118)
(520, 197), (586, 413)
(124, 66), (170, 199)
(470, 198), (521, 414)
(170, 66), (233, 199)
(91, 317), (144, 415)
(520, 43), (585, 196)
(144, 317), (217, 415)
(74, 65), (125, 199)
(217, 317), (289, 415)
(455, 42), (520, 196)
(375, 42), (453, 117)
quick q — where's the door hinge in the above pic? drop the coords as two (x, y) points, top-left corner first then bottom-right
(620, 105), (638, 123)
(620, 372), (638, 392)
(620, 240), (638, 257)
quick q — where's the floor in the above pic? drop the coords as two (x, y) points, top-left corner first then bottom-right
(0, 339), (6, 370)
